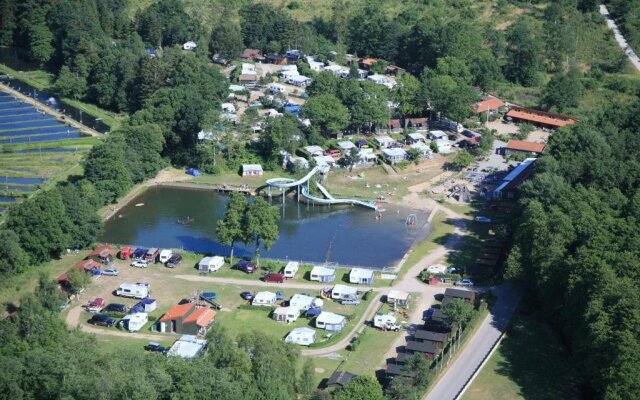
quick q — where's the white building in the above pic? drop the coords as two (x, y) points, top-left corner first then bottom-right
(241, 63), (256, 75)
(289, 294), (315, 311)
(221, 103), (236, 113)
(198, 256), (224, 273)
(183, 41), (197, 51)
(428, 130), (447, 140)
(167, 335), (207, 358)
(242, 164), (264, 177)
(367, 74), (396, 89)
(349, 268), (375, 285)
(375, 135), (395, 148)
(382, 148), (407, 165)
(316, 312), (347, 332)
(287, 75), (313, 87)
(268, 83), (287, 94)
(285, 327), (316, 346)
(331, 284), (358, 300)
(304, 145), (324, 156)
(252, 291), (277, 306)
(306, 56), (324, 72)
(435, 140), (451, 154)
(313, 155), (335, 168)
(121, 312), (148, 332)
(358, 148), (378, 164)
(410, 142), (433, 157)
(283, 261), (299, 278)
(407, 133), (426, 143)
(387, 289), (411, 307)
(337, 141), (356, 153)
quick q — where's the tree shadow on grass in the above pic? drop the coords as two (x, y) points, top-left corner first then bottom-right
(493, 314), (578, 400)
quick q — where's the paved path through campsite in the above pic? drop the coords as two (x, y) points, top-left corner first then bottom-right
(424, 284), (521, 400)
(0, 81), (102, 136)
(600, 4), (640, 72)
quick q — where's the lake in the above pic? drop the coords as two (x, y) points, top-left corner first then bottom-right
(99, 187), (430, 269)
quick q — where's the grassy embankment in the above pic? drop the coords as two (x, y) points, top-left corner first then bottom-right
(462, 314), (576, 400)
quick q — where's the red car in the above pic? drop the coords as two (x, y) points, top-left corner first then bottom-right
(263, 273), (284, 283)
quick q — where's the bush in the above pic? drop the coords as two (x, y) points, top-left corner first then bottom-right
(362, 290), (372, 301)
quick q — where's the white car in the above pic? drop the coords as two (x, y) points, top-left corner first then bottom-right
(474, 216), (492, 223)
(425, 264), (447, 274)
(131, 260), (148, 268)
(102, 268), (119, 276)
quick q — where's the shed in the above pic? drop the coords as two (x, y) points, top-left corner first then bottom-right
(242, 164), (263, 177)
(283, 261), (299, 278)
(285, 327), (316, 346)
(310, 266), (336, 283)
(349, 268), (374, 285)
(387, 290), (411, 307)
(186, 168), (201, 176)
(316, 312), (346, 332)
(198, 256), (224, 273)
(252, 291), (277, 306)
(289, 294), (315, 310)
(382, 148), (407, 165)
(331, 284), (358, 300)
(413, 329), (448, 347)
(406, 118), (428, 131)
(375, 135), (395, 148)
(75, 259), (100, 272)
(241, 49), (262, 60)
(326, 371), (358, 388)
(504, 140), (545, 156)
(133, 298), (157, 313)
(406, 340), (438, 358)
(442, 288), (476, 306)
(388, 119), (402, 133)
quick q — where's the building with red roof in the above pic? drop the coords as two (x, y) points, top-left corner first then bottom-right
(505, 106), (576, 129)
(88, 245), (115, 265)
(505, 140), (546, 156)
(473, 96), (505, 114)
(74, 259), (100, 272)
(159, 303), (216, 335)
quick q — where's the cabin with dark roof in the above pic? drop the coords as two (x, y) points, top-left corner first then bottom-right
(443, 288), (476, 306)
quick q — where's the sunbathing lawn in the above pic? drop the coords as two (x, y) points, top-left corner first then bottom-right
(462, 314), (576, 400)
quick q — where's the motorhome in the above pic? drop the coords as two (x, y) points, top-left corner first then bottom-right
(116, 283), (150, 299)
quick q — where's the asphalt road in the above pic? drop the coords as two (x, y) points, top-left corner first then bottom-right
(424, 283), (521, 400)
(600, 4), (640, 73)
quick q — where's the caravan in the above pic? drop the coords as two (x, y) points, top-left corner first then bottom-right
(116, 283), (150, 299)
(121, 313), (148, 332)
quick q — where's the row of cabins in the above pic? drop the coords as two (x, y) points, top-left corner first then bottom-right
(386, 288), (475, 378)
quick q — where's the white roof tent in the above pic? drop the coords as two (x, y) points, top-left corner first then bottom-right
(167, 335), (207, 358)
(375, 135), (395, 147)
(337, 141), (356, 151)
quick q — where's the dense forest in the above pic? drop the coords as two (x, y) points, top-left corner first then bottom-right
(0, 0), (639, 398)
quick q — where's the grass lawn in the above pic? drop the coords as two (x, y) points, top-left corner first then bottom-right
(93, 334), (172, 355)
(339, 326), (400, 374)
(397, 211), (453, 279)
(61, 97), (125, 131)
(462, 314), (576, 400)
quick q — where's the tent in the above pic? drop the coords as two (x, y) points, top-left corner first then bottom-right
(186, 168), (201, 176)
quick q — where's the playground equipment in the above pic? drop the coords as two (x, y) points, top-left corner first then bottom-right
(266, 166), (377, 210)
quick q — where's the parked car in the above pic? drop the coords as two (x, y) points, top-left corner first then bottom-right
(145, 248), (160, 262)
(237, 260), (257, 274)
(275, 290), (284, 301)
(166, 253), (182, 268)
(474, 216), (492, 223)
(455, 278), (474, 287)
(240, 291), (254, 301)
(102, 268), (119, 276)
(103, 303), (127, 313)
(133, 248), (148, 260)
(131, 260), (148, 268)
(341, 298), (361, 306)
(86, 298), (105, 313)
(89, 313), (116, 327)
(145, 342), (168, 353)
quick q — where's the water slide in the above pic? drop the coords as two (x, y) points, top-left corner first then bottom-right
(265, 166), (377, 210)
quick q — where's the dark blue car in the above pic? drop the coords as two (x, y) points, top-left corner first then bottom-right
(133, 248), (148, 260)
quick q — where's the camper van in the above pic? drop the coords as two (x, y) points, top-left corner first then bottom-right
(159, 249), (173, 263)
(116, 283), (150, 299)
(374, 313), (401, 331)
